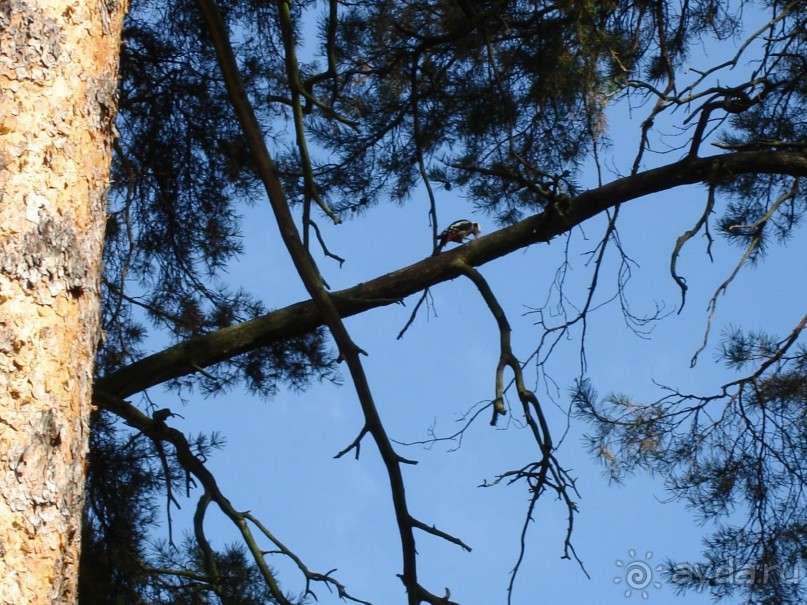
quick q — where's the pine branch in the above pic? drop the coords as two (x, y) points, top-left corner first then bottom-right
(97, 150), (807, 399)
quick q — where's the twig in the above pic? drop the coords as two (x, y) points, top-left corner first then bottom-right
(397, 289), (433, 340)
(670, 172), (717, 312)
(308, 218), (346, 266)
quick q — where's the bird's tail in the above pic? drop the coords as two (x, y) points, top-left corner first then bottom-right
(432, 236), (446, 256)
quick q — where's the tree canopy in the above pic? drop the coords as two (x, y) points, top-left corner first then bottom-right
(86, 1), (807, 604)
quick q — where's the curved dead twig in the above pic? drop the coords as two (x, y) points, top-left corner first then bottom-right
(453, 261), (519, 426)
(193, 492), (223, 600)
(307, 218), (346, 267)
(670, 173), (717, 313)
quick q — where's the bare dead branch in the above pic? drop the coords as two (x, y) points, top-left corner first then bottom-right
(245, 512), (374, 605)
(454, 260), (585, 594)
(193, 492), (222, 599)
(453, 261), (516, 425)
(94, 390), (296, 605)
(409, 518), (472, 552)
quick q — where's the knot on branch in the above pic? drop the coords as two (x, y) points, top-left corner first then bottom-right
(490, 397), (507, 426)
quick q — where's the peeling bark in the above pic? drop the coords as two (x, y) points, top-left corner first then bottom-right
(0, 1), (127, 602)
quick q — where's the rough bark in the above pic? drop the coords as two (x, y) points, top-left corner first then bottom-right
(0, 1), (126, 602)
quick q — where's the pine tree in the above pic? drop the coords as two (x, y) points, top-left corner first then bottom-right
(3, 0), (807, 603)
(0, 1), (127, 602)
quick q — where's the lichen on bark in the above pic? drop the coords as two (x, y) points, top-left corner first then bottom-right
(0, 1), (128, 602)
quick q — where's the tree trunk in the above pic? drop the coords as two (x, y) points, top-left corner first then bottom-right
(0, 1), (126, 602)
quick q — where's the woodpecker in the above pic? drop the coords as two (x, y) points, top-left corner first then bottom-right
(434, 219), (481, 254)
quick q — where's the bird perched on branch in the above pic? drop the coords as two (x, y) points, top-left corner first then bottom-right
(433, 219), (481, 254)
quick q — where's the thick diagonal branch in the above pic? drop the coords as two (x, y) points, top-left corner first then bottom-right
(97, 150), (807, 399)
(193, 1), (460, 602)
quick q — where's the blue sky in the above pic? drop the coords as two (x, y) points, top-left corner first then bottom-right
(155, 173), (806, 604)
(135, 6), (807, 604)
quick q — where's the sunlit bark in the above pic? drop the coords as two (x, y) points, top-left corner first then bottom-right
(0, 1), (127, 601)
